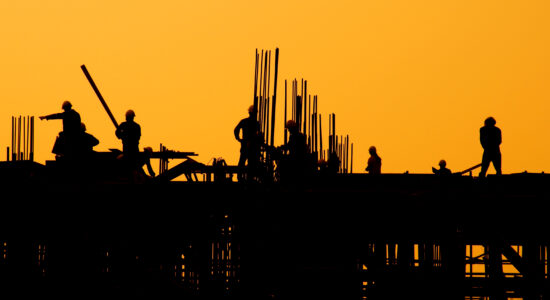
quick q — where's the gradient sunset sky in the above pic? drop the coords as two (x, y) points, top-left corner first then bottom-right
(1, 0), (549, 174)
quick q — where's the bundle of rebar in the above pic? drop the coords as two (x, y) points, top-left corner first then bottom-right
(285, 80), (353, 174)
(8, 116), (34, 162)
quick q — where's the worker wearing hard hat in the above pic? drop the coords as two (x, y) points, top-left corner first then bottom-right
(39, 100), (82, 158)
(116, 109), (141, 158)
(234, 105), (262, 182)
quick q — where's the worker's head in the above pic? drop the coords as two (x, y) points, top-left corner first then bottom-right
(439, 159), (447, 168)
(484, 117), (496, 127)
(62, 100), (72, 110)
(248, 105), (257, 116)
(285, 120), (297, 131)
(144, 146), (153, 154)
(80, 122), (87, 132)
(369, 146), (377, 155)
(125, 109), (135, 121)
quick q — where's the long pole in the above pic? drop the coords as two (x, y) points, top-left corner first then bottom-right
(81, 65), (119, 128)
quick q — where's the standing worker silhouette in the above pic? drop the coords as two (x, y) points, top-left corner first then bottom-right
(234, 105), (262, 182)
(116, 109), (141, 162)
(365, 146), (382, 174)
(479, 116), (502, 177)
(39, 100), (82, 158)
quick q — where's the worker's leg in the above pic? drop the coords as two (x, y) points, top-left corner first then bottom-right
(493, 151), (502, 175)
(479, 152), (490, 178)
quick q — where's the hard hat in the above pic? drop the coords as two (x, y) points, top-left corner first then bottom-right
(62, 100), (72, 110)
(144, 146), (153, 153)
(369, 146), (377, 154)
(126, 109), (135, 118)
(248, 105), (256, 113)
(285, 120), (296, 128)
(439, 159), (447, 167)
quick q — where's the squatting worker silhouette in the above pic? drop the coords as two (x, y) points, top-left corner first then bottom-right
(234, 105), (262, 182)
(479, 116), (502, 177)
(282, 120), (307, 162)
(116, 109), (141, 159)
(275, 120), (308, 183)
(432, 159), (452, 176)
(79, 122), (99, 155)
(39, 100), (82, 158)
(365, 146), (382, 174)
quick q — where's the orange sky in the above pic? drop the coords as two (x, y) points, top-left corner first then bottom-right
(1, 0), (549, 174)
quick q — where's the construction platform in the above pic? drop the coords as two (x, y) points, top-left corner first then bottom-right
(0, 160), (549, 299)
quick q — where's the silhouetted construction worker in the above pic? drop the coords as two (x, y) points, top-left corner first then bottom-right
(234, 105), (262, 182)
(365, 146), (382, 174)
(140, 147), (156, 178)
(277, 120), (308, 182)
(283, 120), (307, 161)
(116, 110), (141, 158)
(39, 100), (82, 158)
(78, 122), (99, 155)
(479, 117), (502, 177)
(432, 159), (452, 176)
(128, 146), (156, 183)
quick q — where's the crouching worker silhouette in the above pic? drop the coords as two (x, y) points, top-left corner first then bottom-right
(365, 146), (382, 174)
(432, 159), (452, 176)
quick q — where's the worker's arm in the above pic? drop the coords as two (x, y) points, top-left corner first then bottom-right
(234, 122), (242, 142)
(146, 160), (155, 177)
(39, 112), (63, 121)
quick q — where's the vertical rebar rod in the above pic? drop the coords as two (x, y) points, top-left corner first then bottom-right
(329, 115), (332, 154)
(258, 50), (264, 124)
(30, 116), (34, 161)
(11, 116), (14, 161)
(284, 79), (287, 146)
(270, 48), (279, 148)
(308, 95), (312, 150)
(332, 113), (336, 155)
(319, 114), (323, 160)
(253, 48), (258, 113)
(159, 143), (163, 174)
(265, 50), (271, 145)
(303, 80), (307, 133)
(18, 116), (21, 161)
(26, 116), (30, 160)
(262, 51), (268, 142)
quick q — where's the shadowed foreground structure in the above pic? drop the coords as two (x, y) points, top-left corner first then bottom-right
(0, 161), (549, 299)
